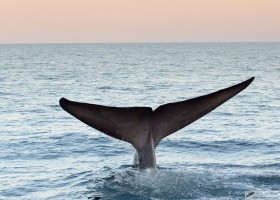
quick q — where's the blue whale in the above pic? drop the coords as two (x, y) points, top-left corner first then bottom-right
(60, 77), (254, 169)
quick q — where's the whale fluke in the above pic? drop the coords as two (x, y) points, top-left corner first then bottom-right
(60, 77), (254, 169)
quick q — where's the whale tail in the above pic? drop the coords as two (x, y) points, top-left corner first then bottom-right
(60, 77), (254, 168)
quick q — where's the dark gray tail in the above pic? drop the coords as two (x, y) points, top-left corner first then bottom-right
(60, 77), (254, 151)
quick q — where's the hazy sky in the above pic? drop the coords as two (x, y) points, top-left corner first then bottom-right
(1, 0), (280, 43)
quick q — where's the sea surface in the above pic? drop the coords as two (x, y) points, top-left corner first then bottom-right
(0, 43), (279, 199)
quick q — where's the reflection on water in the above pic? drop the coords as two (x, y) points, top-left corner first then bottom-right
(0, 43), (279, 199)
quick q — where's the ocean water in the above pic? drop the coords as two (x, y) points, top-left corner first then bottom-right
(0, 43), (279, 200)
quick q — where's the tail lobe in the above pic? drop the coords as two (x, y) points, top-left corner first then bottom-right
(59, 98), (153, 150)
(152, 77), (254, 145)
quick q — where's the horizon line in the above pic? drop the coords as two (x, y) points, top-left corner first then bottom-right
(1, 41), (280, 45)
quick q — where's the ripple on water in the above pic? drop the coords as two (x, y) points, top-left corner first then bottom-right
(84, 167), (280, 200)
(0, 43), (279, 199)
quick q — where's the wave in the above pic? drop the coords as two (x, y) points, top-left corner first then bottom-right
(85, 166), (280, 200)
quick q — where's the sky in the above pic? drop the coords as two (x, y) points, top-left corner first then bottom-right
(0, 0), (280, 43)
